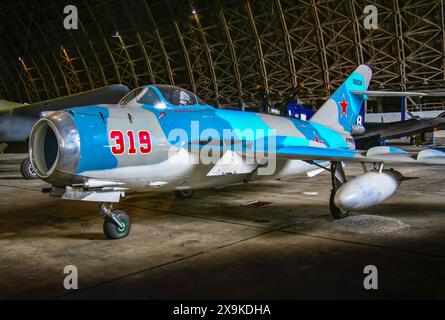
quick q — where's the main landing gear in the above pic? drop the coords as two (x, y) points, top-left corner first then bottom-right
(174, 189), (195, 200)
(329, 162), (349, 219)
(100, 203), (131, 239)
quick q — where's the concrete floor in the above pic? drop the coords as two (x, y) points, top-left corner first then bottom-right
(1, 152), (445, 299)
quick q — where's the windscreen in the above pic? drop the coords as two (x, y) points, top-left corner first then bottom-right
(119, 87), (145, 105)
(155, 85), (203, 106)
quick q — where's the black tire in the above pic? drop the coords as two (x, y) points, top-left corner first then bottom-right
(103, 210), (131, 239)
(174, 189), (194, 200)
(20, 157), (38, 179)
(329, 190), (349, 219)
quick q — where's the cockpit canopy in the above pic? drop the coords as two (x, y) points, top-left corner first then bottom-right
(118, 84), (207, 108)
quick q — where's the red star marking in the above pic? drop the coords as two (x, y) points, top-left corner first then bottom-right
(338, 94), (349, 117)
(313, 131), (324, 144)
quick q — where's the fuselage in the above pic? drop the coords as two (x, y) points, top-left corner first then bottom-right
(29, 85), (353, 193)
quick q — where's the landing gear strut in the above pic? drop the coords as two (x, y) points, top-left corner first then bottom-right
(329, 162), (349, 219)
(100, 203), (131, 239)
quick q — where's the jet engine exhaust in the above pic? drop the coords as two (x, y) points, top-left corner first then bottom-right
(334, 169), (403, 211)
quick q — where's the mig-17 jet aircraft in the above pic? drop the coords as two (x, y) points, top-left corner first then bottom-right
(28, 65), (445, 239)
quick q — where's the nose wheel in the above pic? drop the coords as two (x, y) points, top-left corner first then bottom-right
(100, 203), (131, 239)
(20, 157), (38, 179)
(329, 162), (349, 219)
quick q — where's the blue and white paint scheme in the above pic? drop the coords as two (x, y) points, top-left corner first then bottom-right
(28, 65), (445, 239)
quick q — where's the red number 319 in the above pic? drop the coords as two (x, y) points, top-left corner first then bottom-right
(110, 130), (152, 155)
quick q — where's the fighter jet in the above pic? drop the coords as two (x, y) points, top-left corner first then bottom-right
(0, 84), (129, 178)
(354, 112), (445, 149)
(28, 65), (445, 239)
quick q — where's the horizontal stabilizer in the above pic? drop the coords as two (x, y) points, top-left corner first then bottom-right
(351, 90), (427, 97)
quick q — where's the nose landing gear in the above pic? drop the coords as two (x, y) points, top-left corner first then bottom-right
(20, 157), (38, 179)
(100, 203), (131, 239)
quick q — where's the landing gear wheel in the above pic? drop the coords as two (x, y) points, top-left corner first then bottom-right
(20, 157), (37, 179)
(329, 162), (349, 219)
(103, 210), (131, 239)
(174, 189), (194, 200)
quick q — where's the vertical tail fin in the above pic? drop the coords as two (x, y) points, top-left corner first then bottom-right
(310, 65), (372, 133)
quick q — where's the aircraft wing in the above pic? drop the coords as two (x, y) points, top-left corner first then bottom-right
(271, 145), (445, 165)
(354, 112), (445, 144)
(9, 84), (129, 118)
(0, 100), (23, 111)
(191, 142), (445, 166)
(360, 120), (444, 140)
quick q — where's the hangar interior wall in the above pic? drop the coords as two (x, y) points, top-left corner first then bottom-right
(0, 0), (444, 110)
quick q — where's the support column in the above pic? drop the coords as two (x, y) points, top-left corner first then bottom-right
(310, 0), (330, 94)
(246, 0), (269, 93)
